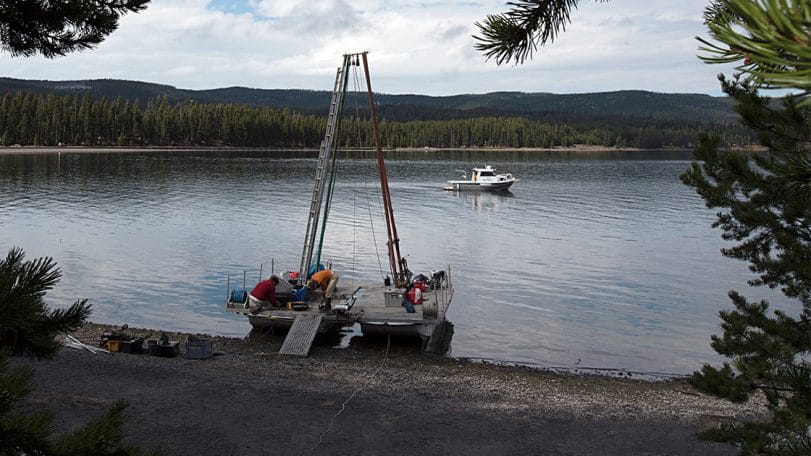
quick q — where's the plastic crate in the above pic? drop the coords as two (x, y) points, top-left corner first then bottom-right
(185, 339), (213, 359)
(384, 289), (404, 307)
(158, 341), (179, 358)
(120, 339), (143, 354)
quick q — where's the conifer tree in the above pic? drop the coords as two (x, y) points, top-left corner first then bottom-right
(0, 247), (162, 456)
(0, 1), (150, 58)
(681, 76), (810, 455)
(474, 1), (610, 65)
(678, 2), (811, 454)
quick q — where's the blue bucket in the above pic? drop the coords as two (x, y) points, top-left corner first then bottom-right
(230, 288), (247, 304)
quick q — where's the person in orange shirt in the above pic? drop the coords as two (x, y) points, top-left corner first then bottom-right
(308, 269), (339, 310)
(308, 269), (335, 292)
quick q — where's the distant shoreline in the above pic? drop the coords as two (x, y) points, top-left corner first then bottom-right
(0, 145), (765, 155)
(2, 145), (644, 155)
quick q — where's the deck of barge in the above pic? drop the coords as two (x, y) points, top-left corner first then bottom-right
(228, 278), (452, 338)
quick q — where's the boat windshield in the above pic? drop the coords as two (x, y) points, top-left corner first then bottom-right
(479, 171), (496, 177)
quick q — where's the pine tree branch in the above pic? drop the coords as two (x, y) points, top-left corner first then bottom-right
(0, 0), (150, 58)
(473, 1), (610, 65)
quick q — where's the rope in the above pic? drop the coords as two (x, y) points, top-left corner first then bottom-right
(351, 159), (357, 291)
(348, 62), (386, 282)
(308, 335), (391, 454)
(347, 65), (364, 291)
(363, 168), (386, 281)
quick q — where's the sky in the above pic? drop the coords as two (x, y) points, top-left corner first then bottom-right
(2, 0), (740, 97)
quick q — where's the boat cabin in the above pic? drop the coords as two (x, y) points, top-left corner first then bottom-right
(472, 165), (513, 183)
(472, 166), (496, 182)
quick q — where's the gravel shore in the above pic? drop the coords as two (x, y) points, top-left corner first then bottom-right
(15, 323), (765, 455)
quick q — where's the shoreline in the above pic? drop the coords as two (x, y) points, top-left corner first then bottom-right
(66, 321), (765, 409)
(0, 144), (766, 155)
(13, 321), (767, 455)
(3, 145), (658, 155)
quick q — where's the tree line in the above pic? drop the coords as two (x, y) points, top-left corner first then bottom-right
(0, 91), (752, 149)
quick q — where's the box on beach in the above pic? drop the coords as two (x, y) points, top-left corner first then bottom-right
(120, 338), (143, 354)
(106, 339), (121, 352)
(184, 339), (213, 359)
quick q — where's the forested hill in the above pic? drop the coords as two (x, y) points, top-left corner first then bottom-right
(0, 77), (751, 149)
(0, 77), (736, 125)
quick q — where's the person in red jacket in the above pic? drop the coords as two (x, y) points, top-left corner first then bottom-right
(249, 275), (280, 313)
(402, 280), (426, 313)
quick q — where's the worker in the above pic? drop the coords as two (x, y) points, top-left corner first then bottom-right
(308, 269), (335, 292)
(249, 275), (280, 313)
(307, 269), (338, 311)
(402, 280), (425, 313)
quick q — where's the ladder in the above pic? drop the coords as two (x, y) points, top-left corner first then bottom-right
(299, 56), (351, 280)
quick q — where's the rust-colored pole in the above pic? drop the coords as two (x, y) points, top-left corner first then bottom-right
(360, 52), (405, 287)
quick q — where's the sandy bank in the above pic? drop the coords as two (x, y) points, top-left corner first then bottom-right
(12, 322), (766, 456)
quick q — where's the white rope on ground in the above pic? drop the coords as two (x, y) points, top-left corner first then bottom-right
(64, 334), (109, 354)
(308, 335), (391, 455)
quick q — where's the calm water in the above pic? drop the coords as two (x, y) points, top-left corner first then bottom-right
(0, 149), (788, 375)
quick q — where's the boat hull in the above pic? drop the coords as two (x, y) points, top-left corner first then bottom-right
(244, 308), (353, 332)
(360, 320), (435, 338)
(444, 179), (515, 192)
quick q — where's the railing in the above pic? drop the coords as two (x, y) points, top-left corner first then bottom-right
(426, 265), (453, 320)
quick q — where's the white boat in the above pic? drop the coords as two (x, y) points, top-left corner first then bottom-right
(444, 165), (518, 192)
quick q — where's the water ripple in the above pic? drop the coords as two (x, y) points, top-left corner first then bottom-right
(0, 151), (793, 374)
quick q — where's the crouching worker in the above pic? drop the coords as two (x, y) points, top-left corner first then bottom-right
(401, 281), (425, 314)
(249, 275), (280, 314)
(308, 269), (338, 310)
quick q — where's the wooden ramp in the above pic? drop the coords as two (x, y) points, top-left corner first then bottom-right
(278, 314), (323, 356)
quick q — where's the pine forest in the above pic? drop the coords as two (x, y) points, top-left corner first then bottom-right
(0, 91), (753, 149)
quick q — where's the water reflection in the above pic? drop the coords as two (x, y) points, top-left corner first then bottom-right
(446, 190), (515, 213)
(0, 149), (785, 374)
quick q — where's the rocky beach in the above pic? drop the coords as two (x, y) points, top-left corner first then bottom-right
(13, 323), (766, 456)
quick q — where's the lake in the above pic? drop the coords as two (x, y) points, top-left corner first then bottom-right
(0, 149), (787, 376)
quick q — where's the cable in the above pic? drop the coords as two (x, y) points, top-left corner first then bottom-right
(347, 62), (386, 282)
(308, 334), (391, 454)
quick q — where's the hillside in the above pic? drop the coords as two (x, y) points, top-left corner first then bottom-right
(0, 77), (752, 149)
(0, 77), (737, 125)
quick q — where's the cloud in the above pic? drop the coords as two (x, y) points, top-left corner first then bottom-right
(0, 0), (736, 96)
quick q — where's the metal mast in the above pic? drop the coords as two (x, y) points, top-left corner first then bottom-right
(361, 52), (407, 287)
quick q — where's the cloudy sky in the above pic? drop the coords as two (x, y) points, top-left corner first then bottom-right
(3, 0), (739, 96)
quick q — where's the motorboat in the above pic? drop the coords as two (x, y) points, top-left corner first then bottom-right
(444, 165), (518, 192)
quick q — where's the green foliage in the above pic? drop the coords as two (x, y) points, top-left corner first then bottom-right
(699, 0), (811, 106)
(51, 400), (163, 456)
(681, 77), (811, 455)
(0, 89), (753, 149)
(0, 356), (54, 454)
(0, 246), (91, 358)
(0, 0), (150, 58)
(0, 78), (743, 124)
(0, 356), (164, 455)
(0, 247), (163, 455)
(473, 0), (609, 65)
